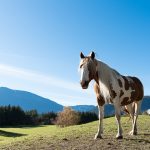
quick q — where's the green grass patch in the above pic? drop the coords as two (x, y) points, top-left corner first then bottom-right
(0, 115), (149, 150)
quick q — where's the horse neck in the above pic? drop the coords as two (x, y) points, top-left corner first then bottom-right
(96, 60), (113, 90)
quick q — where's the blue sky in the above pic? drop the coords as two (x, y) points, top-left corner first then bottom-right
(0, 0), (150, 105)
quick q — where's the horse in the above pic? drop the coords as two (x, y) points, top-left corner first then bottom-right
(79, 51), (144, 139)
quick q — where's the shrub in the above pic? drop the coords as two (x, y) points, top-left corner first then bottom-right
(56, 107), (80, 127)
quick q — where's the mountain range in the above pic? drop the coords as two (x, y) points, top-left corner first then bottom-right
(0, 87), (63, 113)
(0, 87), (149, 116)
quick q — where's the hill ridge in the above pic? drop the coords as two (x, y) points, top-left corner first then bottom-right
(0, 87), (149, 115)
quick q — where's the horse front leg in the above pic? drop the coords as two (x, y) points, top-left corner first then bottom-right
(94, 105), (104, 139)
(114, 105), (123, 139)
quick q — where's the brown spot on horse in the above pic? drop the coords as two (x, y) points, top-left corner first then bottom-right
(118, 79), (123, 88)
(119, 90), (124, 98)
(110, 83), (117, 98)
(129, 77), (144, 101)
(122, 76), (130, 90)
(94, 83), (105, 106)
(121, 97), (130, 106)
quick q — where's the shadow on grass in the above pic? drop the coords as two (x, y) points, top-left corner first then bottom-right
(0, 125), (45, 129)
(16, 125), (45, 129)
(139, 133), (150, 136)
(127, 138), (150, 144)
(0, 130), (27, 137)
(124, 136), (150, 144)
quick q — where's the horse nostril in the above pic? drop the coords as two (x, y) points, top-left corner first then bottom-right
(85, 81), (89, 85)
(80, 81), (89, 88)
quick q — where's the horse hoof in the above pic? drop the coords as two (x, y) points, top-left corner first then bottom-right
(94, 135), (103, 140)
(129, 131), (137, 136)
(116, 135), (123, 139)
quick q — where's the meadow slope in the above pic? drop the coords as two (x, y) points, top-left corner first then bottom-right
(0, 115), (150, 150)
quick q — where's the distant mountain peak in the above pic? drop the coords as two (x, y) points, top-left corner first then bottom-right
(0, 87), (63, 113)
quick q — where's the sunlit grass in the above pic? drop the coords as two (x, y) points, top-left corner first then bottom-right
(0, 115), (149, 150)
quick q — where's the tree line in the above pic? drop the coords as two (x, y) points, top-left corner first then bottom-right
(0, 105), (98, 127)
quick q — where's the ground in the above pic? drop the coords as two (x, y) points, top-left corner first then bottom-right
(0, 115), (150, 150)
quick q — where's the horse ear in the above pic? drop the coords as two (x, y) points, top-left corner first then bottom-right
(80, 52), (85, 59)
(90, 51), (95, 59)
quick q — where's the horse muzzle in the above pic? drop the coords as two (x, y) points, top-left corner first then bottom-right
(80, 81), (89, 89)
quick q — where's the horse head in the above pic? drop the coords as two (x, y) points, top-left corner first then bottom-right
(79, 51), (98, 89)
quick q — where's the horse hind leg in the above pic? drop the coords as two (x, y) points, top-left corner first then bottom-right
(129, 100), (142, 135)
(124, 103), (135, 135)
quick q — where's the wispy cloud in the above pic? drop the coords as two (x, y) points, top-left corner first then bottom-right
(0, 64), (79, 90)
(0, 64), (95, 105)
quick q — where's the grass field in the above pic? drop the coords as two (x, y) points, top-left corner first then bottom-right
(0, 115), (150, 150)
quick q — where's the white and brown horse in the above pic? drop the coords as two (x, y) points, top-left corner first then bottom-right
(79, 52), (144, 139)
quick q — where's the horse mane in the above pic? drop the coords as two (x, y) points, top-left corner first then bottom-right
(96, 59), (119, 100)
